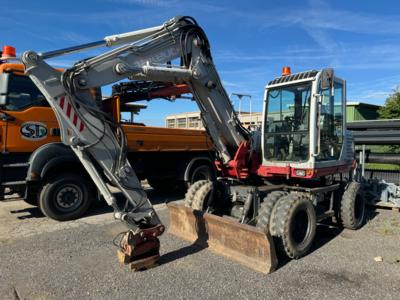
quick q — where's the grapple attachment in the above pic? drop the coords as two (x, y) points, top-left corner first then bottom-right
(167, 202), (278, 274)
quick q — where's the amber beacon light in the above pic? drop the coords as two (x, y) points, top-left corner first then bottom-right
(1, 45), (16, 59)
(282, 66), (291, 76)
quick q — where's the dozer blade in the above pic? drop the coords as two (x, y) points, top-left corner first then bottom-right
(167, 202), (278, 274)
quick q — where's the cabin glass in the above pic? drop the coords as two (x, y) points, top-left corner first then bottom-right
(264, 83), (311, 162)
(317, 81), (343, 161)
(1, 74), (48, 111)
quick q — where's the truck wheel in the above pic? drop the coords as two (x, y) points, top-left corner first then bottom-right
(339, 182), (366, 230)
(39, 173), (94, 221)
(185, 180), (208, 207)
(190, 164), (215, 184)
(256, 191), (288, 233)
(271, 193), (316, 259)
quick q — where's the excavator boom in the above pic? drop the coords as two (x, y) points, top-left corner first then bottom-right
(22, 16), (276, 272)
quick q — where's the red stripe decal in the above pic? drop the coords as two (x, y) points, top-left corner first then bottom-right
(73, 113), (78, 126)
(79, 122), (85, 132)
(66, 103), (72, 117)
(59, 97), (65, 109)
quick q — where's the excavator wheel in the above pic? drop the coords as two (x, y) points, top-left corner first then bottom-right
(190, 180), (230, 214)
(339, 182), (366, 230)
(256, 191), (288, 233)
(191, 181), (213, 210)
(271, 193), (316, 259)
(184, 180), (209, 207)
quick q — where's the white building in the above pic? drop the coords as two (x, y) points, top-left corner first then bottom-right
(165, 111), (263, 130)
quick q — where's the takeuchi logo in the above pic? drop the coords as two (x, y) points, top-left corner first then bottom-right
(20, 122), (48, 140)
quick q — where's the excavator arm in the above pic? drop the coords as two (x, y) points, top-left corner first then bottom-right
(22, 16), (250, 268)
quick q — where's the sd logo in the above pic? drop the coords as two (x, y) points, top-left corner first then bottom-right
(20, 122), (48, 140)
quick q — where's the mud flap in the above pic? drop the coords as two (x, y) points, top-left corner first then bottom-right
(167, 202), (278, 274)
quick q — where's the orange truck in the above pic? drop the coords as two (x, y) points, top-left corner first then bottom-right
(0, 46), (215, 220)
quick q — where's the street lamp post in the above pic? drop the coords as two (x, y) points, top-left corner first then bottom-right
(231, 93), (253, 128)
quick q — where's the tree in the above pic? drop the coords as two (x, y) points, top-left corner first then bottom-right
(378, 86), (400, 119)
(378, 86), (400, 153)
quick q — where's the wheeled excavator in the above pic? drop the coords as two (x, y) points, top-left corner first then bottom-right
(22, 16), (365, 273)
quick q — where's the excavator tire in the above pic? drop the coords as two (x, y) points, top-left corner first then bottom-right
(256, 191), (288, 233)
(339, 182), (366, 230)
(271, 193), (316, 259)
(184, 180), (209, 207)
(191, 181), (213, 210)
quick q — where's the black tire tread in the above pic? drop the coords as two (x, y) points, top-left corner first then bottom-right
(271, 193), (316, 259)
(256, 191), (288, 234)
(191, 181), (213, 211)
(39, 173), (94, 221)
(185, 180), (209, 207)
(340, 182), (365, 230)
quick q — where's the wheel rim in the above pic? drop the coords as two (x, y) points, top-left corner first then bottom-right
(55, 184), (83, 212)
(354, 194), (365, 222)
(290, 209), (311, 245)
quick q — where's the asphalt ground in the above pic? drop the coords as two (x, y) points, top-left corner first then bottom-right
(0, 190), (399, 300)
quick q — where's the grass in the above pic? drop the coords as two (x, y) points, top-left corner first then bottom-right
(365, 163), (400, 171)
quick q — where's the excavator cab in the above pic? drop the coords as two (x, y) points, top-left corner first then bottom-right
(260, 68), (354, 179)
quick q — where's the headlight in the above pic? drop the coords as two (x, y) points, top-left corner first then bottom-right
(295, 169), (306, 177)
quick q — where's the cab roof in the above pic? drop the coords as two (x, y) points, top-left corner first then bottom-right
(0, 62), (63, 75)
(267, 70), (319, 86)
(0, 62), (25, 74)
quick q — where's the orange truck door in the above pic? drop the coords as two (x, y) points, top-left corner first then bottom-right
(0, 72), (60, 194)
(1, 106), (59, 153)
(0, 73), (59, 153)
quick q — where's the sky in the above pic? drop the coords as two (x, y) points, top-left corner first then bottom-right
(2, 0), (400, 126)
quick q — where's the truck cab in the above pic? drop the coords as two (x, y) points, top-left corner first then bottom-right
(0, 48), (60, 199)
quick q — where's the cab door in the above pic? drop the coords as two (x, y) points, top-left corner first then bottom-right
(316, 79), (344, 161)
(0, 73), (60, 154)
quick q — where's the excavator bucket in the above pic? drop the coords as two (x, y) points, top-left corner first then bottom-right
(167, 202), (278, 274)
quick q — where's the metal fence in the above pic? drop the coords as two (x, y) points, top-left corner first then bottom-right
(364, 168), (400, 184)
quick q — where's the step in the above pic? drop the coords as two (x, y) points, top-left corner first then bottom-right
(1, 180), (26, 186)
(2, 162), (30, 168)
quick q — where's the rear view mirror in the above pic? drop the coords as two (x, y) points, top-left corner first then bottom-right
(0, 73), (10, 106)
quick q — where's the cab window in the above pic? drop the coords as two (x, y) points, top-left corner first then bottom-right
(264, 83), (311, 162)
(317, 81), (344, 161)
(4, 75), (48, 111)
